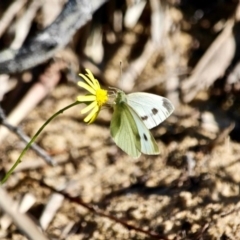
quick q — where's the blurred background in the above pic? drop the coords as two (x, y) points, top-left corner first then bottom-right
(0, 0), (240, 239)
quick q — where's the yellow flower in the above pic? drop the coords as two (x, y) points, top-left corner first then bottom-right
(77, 69), (108, 123)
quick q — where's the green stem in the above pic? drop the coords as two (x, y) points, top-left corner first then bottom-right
(1, 101), (81, 184)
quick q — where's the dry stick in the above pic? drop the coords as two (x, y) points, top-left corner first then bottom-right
(133, 2), (184, 98)
(0, 62), (67, 180)
(0, 101), (80, 184)
(0, 0), (41, 102)
(11, 1), (42, 49)
(36, 178), (170, 240)
(1, 193), (36, 231)
(160, 6), (180, 106)
(133, 75), (166, 92)
(119, 0), (166, 92)
(41, 0), (65, 27)
(150, 0), (165, 45)
(124, 0), (147, 29)
(0, 61), (63, 143)
(227, 61), (240, 86)
(182, 19), (235, 103)
(206, 122), (235, 152)
(118, 1), (151, 91)
(118, 40), (157, 91)
(0, 1), (54, 166)
(0, 0), (108, 74)
(134, 67), (188, 92)
(182, 2), (240, 103)
(39, 193), (64, 230)
(0, 74), (11, 101)
(0, 187), (48, 240)
(0, 0), (27, 38)
(5, 155), (69, 173)
(0, 106), (55, 166)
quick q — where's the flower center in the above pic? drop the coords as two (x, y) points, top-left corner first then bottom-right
(96, 89), (108, 107)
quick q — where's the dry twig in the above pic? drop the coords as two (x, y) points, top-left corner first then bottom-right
(0, 0), (108, 74)
(39, 193), (64, 230)
(10, 1), (42, 49)
(0, 60), (66, 143)
(182, 3), (240, 102)
(119, 0), (166, 91)
(36, 178), (170, 240)
(0, 0), (27, 38)
(0, 187), (48, 240)
(0, 106), (55, 166)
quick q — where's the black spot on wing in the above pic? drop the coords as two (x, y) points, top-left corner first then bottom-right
(141, 116), (148, 121)
(143, 134), (148, 141)
(163, 100), (173, 114)
(152, 108), (158, 115)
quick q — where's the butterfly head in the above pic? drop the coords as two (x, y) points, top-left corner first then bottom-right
(107, 87), (127, 106)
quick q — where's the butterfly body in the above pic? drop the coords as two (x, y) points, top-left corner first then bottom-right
(110, 90), (174, 158)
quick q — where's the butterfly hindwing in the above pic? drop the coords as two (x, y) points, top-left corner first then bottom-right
(110, 101), (141, 158)
(127, 105), (159, 155)
(126, 92), (174, 129)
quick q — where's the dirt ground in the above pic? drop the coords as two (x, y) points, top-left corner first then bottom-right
(2, 66), (240, 240)
(1, 1), (240, 240)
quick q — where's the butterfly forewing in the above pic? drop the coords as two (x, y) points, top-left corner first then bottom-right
(110, 100), (141, 158)
(127, 93), (174, 129)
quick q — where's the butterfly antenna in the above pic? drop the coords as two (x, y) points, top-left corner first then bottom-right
(120, 61), (122, 78)
(119, 61), (123, 90)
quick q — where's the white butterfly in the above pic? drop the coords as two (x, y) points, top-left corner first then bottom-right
(110, 90), (174, 158)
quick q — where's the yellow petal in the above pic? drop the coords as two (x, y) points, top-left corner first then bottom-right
(81, 101), (97, 114)
(94, 79), (100, 89)
(79, 73), (96, 90)
(85, 69), (94, 78)
(77, 95), (96, 102)
(78, 81), (96, 95)
(88, 110), (99, 124)
(85, 69), (99, 89)
(84, 105), (99, 123)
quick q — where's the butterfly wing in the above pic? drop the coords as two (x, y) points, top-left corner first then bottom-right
(126, 93), (174, 129)
(110, 101), (141, 158)
(127, 105), (160, 155)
